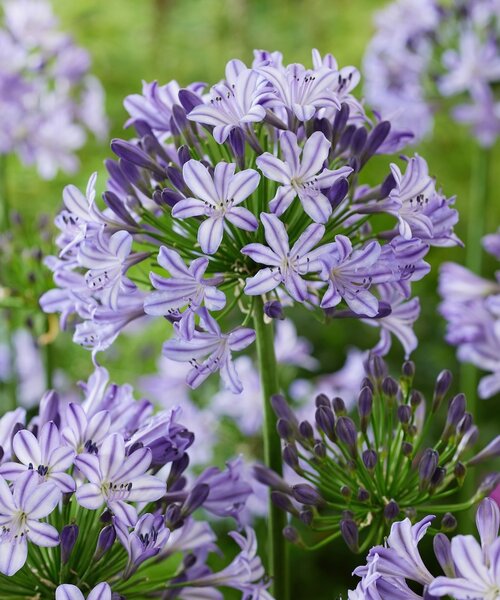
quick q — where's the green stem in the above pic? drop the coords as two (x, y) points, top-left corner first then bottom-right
(253, 297), (288, 600)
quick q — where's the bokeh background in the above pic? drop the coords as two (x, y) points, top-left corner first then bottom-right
(2, 0), (500, 596)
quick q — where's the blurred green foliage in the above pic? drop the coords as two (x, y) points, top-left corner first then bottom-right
(2, 0), (499, 596)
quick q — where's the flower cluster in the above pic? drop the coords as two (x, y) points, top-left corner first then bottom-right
(439, 229), (500, 399)
(349, 497), (500, 599)
(0, 0), (107, 178)
(0, 367), (271, 598)
(363, 0), (500, 146)
(41, 48), (459, 393)
(255, 355), (500, 551)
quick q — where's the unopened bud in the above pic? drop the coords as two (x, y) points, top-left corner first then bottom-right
(299, 509), (313, 527)
(335, 417), (357, 454)
(441, 513), (457, 532)
(315, 406), (336, 441)
(454, 462), (466, 486)
(277, 418), (294, 441)
(418, 449), (439, 490)
(94, 525), (116, 561)
(283, 443), (300, 472)
(362, 449), (377, 471)
(402, 360), (415, 379)
(384, 500), (400, 521)
(332, 397), (346, 415)
(397, 405), (412, 424)
(340, 519), (359, 553)
(271, 491), (298, 515)
(264, 300), (284, 320)
(182, 484), (210, 516)
(357, 488), (370, 502)
(299, 420), (314, 440)
(434, 533), (455, 577)
(433, 370), (452, 411)
(402, 441), (413, 457)
(341, 485), (352, 499)
(61, 525), (78, 564)
(283, 525), (300, 544)
(382, 376), (399, 399)
(292, 484), (323, 506)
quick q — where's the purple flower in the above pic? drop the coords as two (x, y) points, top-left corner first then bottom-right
(0, 471), (60, 575)
(242, 212), (329, 301)
(163, 309), (255, 393)
(0, 421), (75, 492)
(454, 84), (500, 148)
(319, 236), (391, 317)
(75, 433), (165, 526)
(55, 583), (111, 600)
(256, 131), (352, 223)
(0, 408), (26, 463)
(187, 61), (267, 143)
(429, 498), (500, 599)
(172, 160), (260, 254)
(114, 512), (170, 577)
(144, 246), (226, 339)
(61, 403), (111, 455)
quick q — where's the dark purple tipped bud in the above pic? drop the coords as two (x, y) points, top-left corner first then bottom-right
(430, 467), (446, 491)
(166, 165), (186, 192)
(362, 449), (377, 471)
(360, 377), (374, 392)
(264, 300), (284, 320)
(327, 178), (349, 209)
(167, 453), (190, 487)
(315, 393), (330, 408)
(402, 441), (413, 456)
(419, 449), (439, 489)
(253, 464), (290, 492)
(177, 145), (191, 165)
(229, 128), (246, 164)
(381, 172), (397, 197)
(357, 488), (370, 502)
(160, 189), (183, 207)
(397, 405), (412, 424)
(165, 504), (183, 528)
(457, 412), (473, 437)
(454, 461), (466, 485)
(367, 354), (388, 381)
(169, 115), (180, 137)
(315, 406), (336, 441)
(446, 394), (466, 428)
(340, 519), (359, 553)
(332, 103), (350, 142)
(283, 525), (300, 544)
(361, 121), (391, 164)
(314, 441), (327, 458)
(384, 500), (400, 521)
(271, 491), (297, 515)
(111, 139), (164, 179)
(342, 510), (354, 521)
(178, 88), (203, 113)
(61, 525), (78, 564)
(299, 420), (314, 440)
(292, 484), (323, 506)
(335, 417), (357, 453)
(341, 485), (352, 498)
(172, 104), (188, 132)
(441, 513), (457, 532)
(94, 525), (116, 561)
(410, 390), (423, 407)
(349, 155), (360, 173)
(271, 395), (297, 425)
(182, 484), (210, 516)
(402, 361), (415, 379)
(283, 444), (300, 471)
(332, 397), (346, 415)
(351, 127), (368, 155)
(433, 533), (455, 577)
(277, 418), (294, 441)
(382, 376), (399, 399)
(357, 387), (373, 418)
(300, 509), (313, 527)
(433, 370), (452, 411)
(338, 124), (356, 151)
(100, 509), (112, 523)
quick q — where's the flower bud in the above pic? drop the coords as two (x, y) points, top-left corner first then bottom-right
(384, 500), (400, 522)
(341, 485), (352, 499)
(177, 145), (191, 165)
(178, 88), (203, 112)
(441, 513), (457, 532)
(351, 127), (368, 156)
(271, 395), (297, 425)
(253, 464), (290, 493)
(327, 177), (349, 209)
(335, 417), (357, 454)
(433, 533), (455, 578)
(331, 103), (350, 145)
(361, 121), (391, 164)
(165, 504), (182, 528)
(340, 519), (359, 553)
(477, 473), (500, 497)
(430, 467), (446, 492)
(277, 418), (294, 441)
(443, 393), (466, 440)
(410, 390), (423, 407)
(381, 172), (396, 197)
(292, 484), (323, 506)
(264, 300), (284, 320)
(360, 377), (374, 392)
(315, 393), (330, 408)
(432, 370), (452, 412)
(454, 461), (466, 486)
(61, 524), (78, 564)
(315, 406), (336, 441)
(299, 420), (314, 440)
(457, 412), (473, 437)
(418, 449), (439, 490)
(332, 397), (346, 415)
(402, 360), (415, 379)
(94, 525), (116, 561)
(362, 449), (377, 471)
(181, 483), (210, 516)
(299, 509), (313, 526)
(397, 405), (412, 424)
(357, 488), (370, 502)
(402, 441), (413, 456)
(283, 444), (300, 472)
(358, 386), (373, 433)
(314, 441), (326, 458)
(283, 525), (300, 544)
(382, 376), (399, 399)
(271, 491), (298, 515)
(228, 128), (246, 168)
(468, 435), (500, 466)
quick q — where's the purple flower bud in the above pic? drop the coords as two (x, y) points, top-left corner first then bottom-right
(357, 387), (373, 419)
(61, 525), (78, 564)
(314, 117), (333, 140)
(277, 418), (294, 441)
(178, 89), (203, 113)
(338, 124), (356, 152)
(292, 484), (323, 506)
(335, 417), (357, 453)
(362, 449), (377, 471)
(264, 300), (284, 320)
(166, 165), (186, 192)
(433, 533), (455, 577)
(315, 393), (330, 408)
(478, 472), (500, 496)
(332, 397), (346, 415)
(432, 370), (452, 411)
(340, 519), (359, 552)
(454, 461), (466, 485)
(253, 464), (290, 493)
(366, 354), (388, 381)
(314, 441), (327, 458)
(111, 139), (165, 179)
(469, 435), (500, 465)
(410, 390), (423, 407)
(341, 485), (352, 498)
(94, 525), (116, 561)
(177, 145), (192, 165)
(457, 412), (473, 437)
(382, 376), (399, 399)
(283, 443), (300, 471)
(446, 394), (466, 427)
(351, 127), (368, 156)
(165, 503), (183, 528)
(440, 513), (457, 532)
(357, 487), (370, 502)
(299, 509), (313, 526)
(100, 509), (112, 523)
(332, 103), (350, 144)
(384, 500), (400, 521)
(360, 377), (374, 392)
(271, 491), (297, 515)
(430, 467), (446, 491)
(283, 525), (300, 544)
(299, 420), (314, 440)
(402, 360), (415, 379)
(182, 483), (210, 516)
(327, 178), (349, 209)
(397, 405), (412, 424)
(160, 189), (183, 207)
(169, 115), (180, 137)
(315, 406), (336, 441)
(229, 128), (246, 166)
(172, 104), (188, 133)
(271, 395), (298, 426)
(39, 391), (60, 428)
(418, 449), (439, 489)
(402, 442), (413, 457)
(381, 171), (397, 197)
(361, 121), (391, 164)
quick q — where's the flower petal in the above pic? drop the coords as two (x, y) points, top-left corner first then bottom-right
(298, 131), (330, 178)
(27, 520), (59, 547)
(183, 160), (219, 205)
(56, 585), (85, 600)
(198, 218), (224, 254)
(244, 268), (282, 296)
(0, 537), (27, 576)
(227, 169), (260, 205)
(13, 429), (41, 467)
(226, 207), (258, 231)
(261, 212), (289, 257)
(171, 198), (206, 219)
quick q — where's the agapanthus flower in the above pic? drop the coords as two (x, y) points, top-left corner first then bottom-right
(350, 497), (500, 600)
(0, 371), (269, 598)
(40, 48), (457, 395)
(0, 0), (107, 177)
(363, 0), (500, 146)
(439, 229), (500, 399)
(255, 355), (500, 551)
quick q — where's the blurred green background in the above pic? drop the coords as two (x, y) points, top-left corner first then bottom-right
(2, 0), (500, 597)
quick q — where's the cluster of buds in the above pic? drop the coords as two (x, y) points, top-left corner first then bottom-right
(255, 355), (500, 552)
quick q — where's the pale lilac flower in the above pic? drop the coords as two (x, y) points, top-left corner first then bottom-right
(319, 236), (391, 317)
(75, 433), (165, 526)
(0, 407), (26, 463)
(172, 160), (260, 254)
(60, 403), (111, 455)
(55, 583), (111, 600)
(454, 84), (500, 147)
(256, 131), (352, 223)
(163, 309), (255, 393)
(0, 421), (75, 492)
(144, 246), (225, 339)
(187, 61), (267, 143)
(0, 471), (60, 575)
(242, 212), (329, 301)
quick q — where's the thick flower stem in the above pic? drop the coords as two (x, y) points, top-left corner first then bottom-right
(253, 297), (288, 600)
